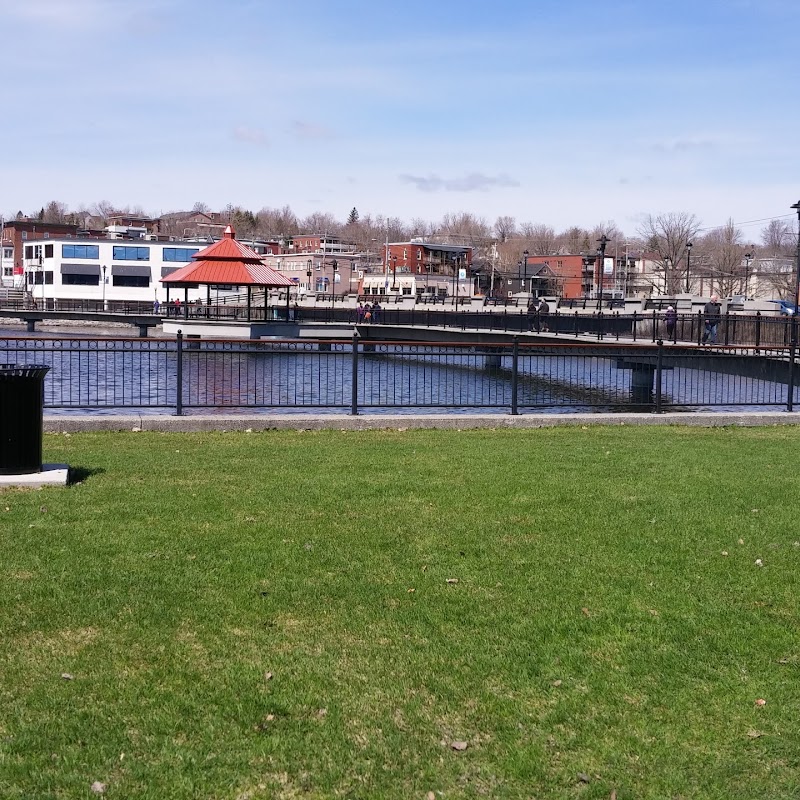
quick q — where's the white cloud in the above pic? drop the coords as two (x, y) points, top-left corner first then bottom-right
(232, 126), (269, 147)
(290, 120), (335, 140)
(399, 173), (521, 193)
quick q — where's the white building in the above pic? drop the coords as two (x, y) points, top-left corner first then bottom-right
(22, 237), (211, 308)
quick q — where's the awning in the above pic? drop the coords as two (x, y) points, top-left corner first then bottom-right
(161, 267), (180, 277)
(112, 265), (152, 277)
(61, 263), (101, 276)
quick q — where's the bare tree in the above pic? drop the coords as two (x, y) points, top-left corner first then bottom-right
(760, 219), (794, 257)
(519, 223), (557, 255)
(301, 211), (342, 235)
(556, 225), (591, 254)
(637, 212), (701, 294)
(256, 205), (299, 238)
(42, 200), (69, 224)
(493, 215), (516, 243)
(192, 201), (210, 214)
(91, 200), (116, 221)
(701, 218), (745, 296)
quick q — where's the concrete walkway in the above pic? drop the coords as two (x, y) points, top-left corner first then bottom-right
(43, 411), (800, 432)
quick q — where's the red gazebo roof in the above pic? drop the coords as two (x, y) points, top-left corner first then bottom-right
(161, 225), (294, 287)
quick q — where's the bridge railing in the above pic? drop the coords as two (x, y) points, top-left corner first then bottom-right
(3, 299), (800, 349)
(0, 334), (796, 416)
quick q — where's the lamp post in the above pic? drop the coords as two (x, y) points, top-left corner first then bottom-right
(596, 235), (609, 309)
(743, 250), (753, 298)
(791, 201), (800, 343)
(685, 242), (692, 293)
(522, 249), (529, 296)
(306, 259), (312, 294)
(331, 259), (338, 312)
(391, 255), (397, 291)
(102, 264), (107, 310)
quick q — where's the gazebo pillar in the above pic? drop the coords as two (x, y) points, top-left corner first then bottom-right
(183, 287), (189, 319)
(247, 286), (252, 321)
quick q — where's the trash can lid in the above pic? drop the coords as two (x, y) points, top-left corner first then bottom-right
(0, 363), (50, 378)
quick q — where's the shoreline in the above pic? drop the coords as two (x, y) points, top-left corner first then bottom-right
(43, 411), (800, 432)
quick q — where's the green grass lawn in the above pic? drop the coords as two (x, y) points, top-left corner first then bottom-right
(1, 426), (799, 799)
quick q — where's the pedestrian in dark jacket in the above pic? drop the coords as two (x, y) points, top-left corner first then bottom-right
(702, 295), (721, 344)
(538, 299), (550, 332)
(665, 305), (677, 340)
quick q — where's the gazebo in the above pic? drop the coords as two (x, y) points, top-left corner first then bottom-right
(161, 225), (295, 320)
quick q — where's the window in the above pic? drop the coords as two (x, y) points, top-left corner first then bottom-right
(25, 245), (33, 259)
(3, 267), (12, 277)
(417, 249), (422, 260)
(44, 233), (49, 239)
(28, 271), (53, 285)
(113, 275), (150, 288)
(163, 247), (200, 262)
(112, 245), (150, 261)
(21, 232), (27, 240)
(45, 244), (53, 258)
(63, 273), (99, 286)
(3, 248), (12, 259)
(62, 244), (100, 259)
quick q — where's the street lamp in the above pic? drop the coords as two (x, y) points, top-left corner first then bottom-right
(306, 258), (312, 293)
(331, 259), (338, 312)
(102, 264), (107, 310)
(522, 249), (529, 295)
(391, 255), (397, 291)
(685, 242), (693, 293)
(791, 201), (800, 342)
(743, 250), (753, 297)
(596, 235), (609, 309)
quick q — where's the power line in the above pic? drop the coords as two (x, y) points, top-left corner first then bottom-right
(696, 213), (796, 234)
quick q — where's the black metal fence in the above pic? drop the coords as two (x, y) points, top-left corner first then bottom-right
(1, 334), (798, 415)
(3, 296), (800, 349)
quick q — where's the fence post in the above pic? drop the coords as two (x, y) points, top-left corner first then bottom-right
(655, 339), (663, 413)
(511, 337), (519, 415)
(697, 310), (703, 346)
(651, 309), (657, 343)
(754, 312), (761, 351)
(574, 311), (579, 337)
(351, 332), (359, 415)
(632, 310), (638, 342)
(788, 338), (796, 412)
(175, 329), (184, 416)
(724, 310), (730, 345)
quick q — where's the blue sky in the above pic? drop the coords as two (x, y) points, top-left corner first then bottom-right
(1, 0), (798, 236)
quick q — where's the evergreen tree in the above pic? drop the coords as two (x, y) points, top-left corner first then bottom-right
(347, 207), (359, 225)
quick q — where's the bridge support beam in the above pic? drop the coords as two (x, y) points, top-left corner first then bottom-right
(484, 348), (503, 369)
(26, 319), (36, 333)
(629, 363), (656, 405)
(138, 325), (149, 338)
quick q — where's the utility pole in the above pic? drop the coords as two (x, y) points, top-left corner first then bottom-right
(596, 235), (609, 310)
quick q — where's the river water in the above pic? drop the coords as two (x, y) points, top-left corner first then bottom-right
(0, 325), (789, 415)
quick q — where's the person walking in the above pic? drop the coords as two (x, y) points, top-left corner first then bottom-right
(702, 295), (722, 344)
(357, 302), (365, 323)
(538, 299), (550, 332)
(665, 305), (677, 340)
(527, 297), (541, 332)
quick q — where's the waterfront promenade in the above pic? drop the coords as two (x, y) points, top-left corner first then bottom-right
(43, 410), (800, 432)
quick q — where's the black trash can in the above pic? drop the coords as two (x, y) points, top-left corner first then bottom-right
(0, 364), (50, 474)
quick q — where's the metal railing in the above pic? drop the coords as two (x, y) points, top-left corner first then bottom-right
(0, 334), (796, 415)
(2, 297), (799, 349)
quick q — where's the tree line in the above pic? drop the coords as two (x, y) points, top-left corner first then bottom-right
(11, 200), (798, 298)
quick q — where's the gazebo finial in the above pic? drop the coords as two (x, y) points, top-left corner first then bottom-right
(224, 225), (235, 239)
